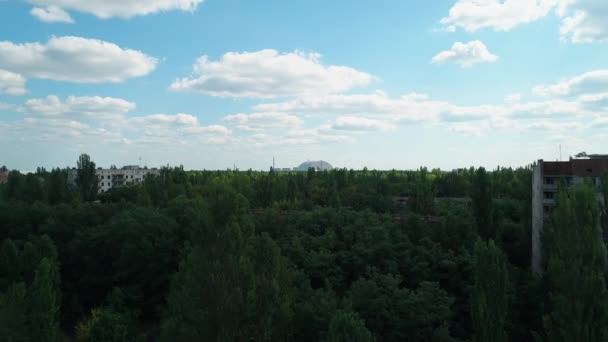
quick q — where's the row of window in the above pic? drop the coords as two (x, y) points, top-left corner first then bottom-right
(544, 176), (602, 186)
(98, 175), (141, 180)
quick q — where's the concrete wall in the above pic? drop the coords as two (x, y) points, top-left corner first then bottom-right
(531, 161), (544, 275)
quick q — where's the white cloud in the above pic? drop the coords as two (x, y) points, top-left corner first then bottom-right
(441, 0), (559, 32)
(2, 95), (235, 149)
(533, 70), (608, 97)
(441, 0), (608, 43)
(509, 100), (583, 119)
(129, 113), (198, 126)
(523, 120), (586, 131)
(247, 126), (353, 146)
(559, 0), (608, 43)
(505, 93), (522, 103)
(224, 112), (304, 131)
(169, 49), (373, 98)
(182, 125), (232, 135)
(0, 70), (27, 95)
(0, 102), (13, 110)
(432, 41), (498, 67)
(31, 6), (74, 23)
(26, 0), (203, 19)
(20, 95), (136, 121)
(332, 116), (395, 131)
(0, 36), (158, 83)
(253, 92), (497, 124)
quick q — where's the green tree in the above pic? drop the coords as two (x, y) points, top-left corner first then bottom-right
(471, 239), (509, 342)
(0, 239), (21, 290)
(76, 154), (98, 202)
(544, 184), (608, 342)
(160, 198), (294, 341)
(412, 167), (434, 215)
(28, 258), (60, 342)
(0, 282), (28, 342)
(325, 310), (374, 342)
(76, 308), (129, 342)
(47, 169), (72, 204)
(471, 167), (494, 240)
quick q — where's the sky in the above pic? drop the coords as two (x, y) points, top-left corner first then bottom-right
(1, 0), (608, 171)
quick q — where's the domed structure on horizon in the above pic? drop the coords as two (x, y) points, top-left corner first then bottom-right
(294, 160), (333, 172)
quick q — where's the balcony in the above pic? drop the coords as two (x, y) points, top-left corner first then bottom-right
(543, 183), (558, 191)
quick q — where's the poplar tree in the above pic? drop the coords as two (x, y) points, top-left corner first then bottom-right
(76, 154), (98, 202)
(471, 239), (509, 342)
(544, 184), (608, 342)
(28, 258), (60, 342)
(471, 167), (494, 240)
(325, 310), (374, 342)
(0, 282), (28, 342)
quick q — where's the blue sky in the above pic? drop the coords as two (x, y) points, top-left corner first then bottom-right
(1, 0), (608, 170)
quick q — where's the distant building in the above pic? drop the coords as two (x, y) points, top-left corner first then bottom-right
(293, 161), (334, 172)
(0, 171), (8, 184)
(531, 155), (608, 274)
(68, 165), (160, 193)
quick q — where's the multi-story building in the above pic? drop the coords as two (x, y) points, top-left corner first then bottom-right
(68, 165), (160, 193)
(0, 171), (8, 185)
(531, 155), (608, 274)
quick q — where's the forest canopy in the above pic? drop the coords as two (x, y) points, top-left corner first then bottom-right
(0, 155), (606, 342)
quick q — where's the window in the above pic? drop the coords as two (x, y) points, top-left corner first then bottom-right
(544, 192), (555, 200)
(544, 177), (555, 185)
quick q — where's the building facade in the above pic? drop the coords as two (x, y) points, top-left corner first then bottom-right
(0, 171), (8, 185)
(531, 157), (608, 274)
(68, 165), (160, 193)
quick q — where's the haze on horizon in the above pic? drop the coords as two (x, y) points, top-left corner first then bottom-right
(1, 0), (608, 171)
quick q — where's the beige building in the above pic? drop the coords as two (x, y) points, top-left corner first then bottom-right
(531, 156), (608, 274)
(68, 165), (160, 193)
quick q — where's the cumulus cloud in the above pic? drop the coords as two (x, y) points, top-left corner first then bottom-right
(0, 70), (27, 95)
(169, 49), (373, 98)
(0, 36), (158, 83)
(441, 0), (608, 43)
(127, 113), (233, 146)
(332, 116), (395, 131)
(19, 95), (136, 121)
(26, 0), (203, 19)
(31, 6), (74, 23)
(247, 126), (353, 146)
(129, 113), (199, 126)
(253, 92), (497, 124)
(533, 70), (608, 97)
(246, 84), (606, 138)
(8, 95), (232, 146)
(224, 112), (303, 131)
(559, 0), (608, 43)
(505, 93), (522, 103)
(509, 100), (583, 119)
(523, 120), (586, 131)
(440, 0), (559, 32)
(432, 41), (498, 67)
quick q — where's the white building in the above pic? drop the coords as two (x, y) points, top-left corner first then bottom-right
(68, 165), (160, 193)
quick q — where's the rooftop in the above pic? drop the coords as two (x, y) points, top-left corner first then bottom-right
(542, 156), (608, 177)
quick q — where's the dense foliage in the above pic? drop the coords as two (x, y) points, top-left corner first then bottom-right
(0, 157), (606, 341)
